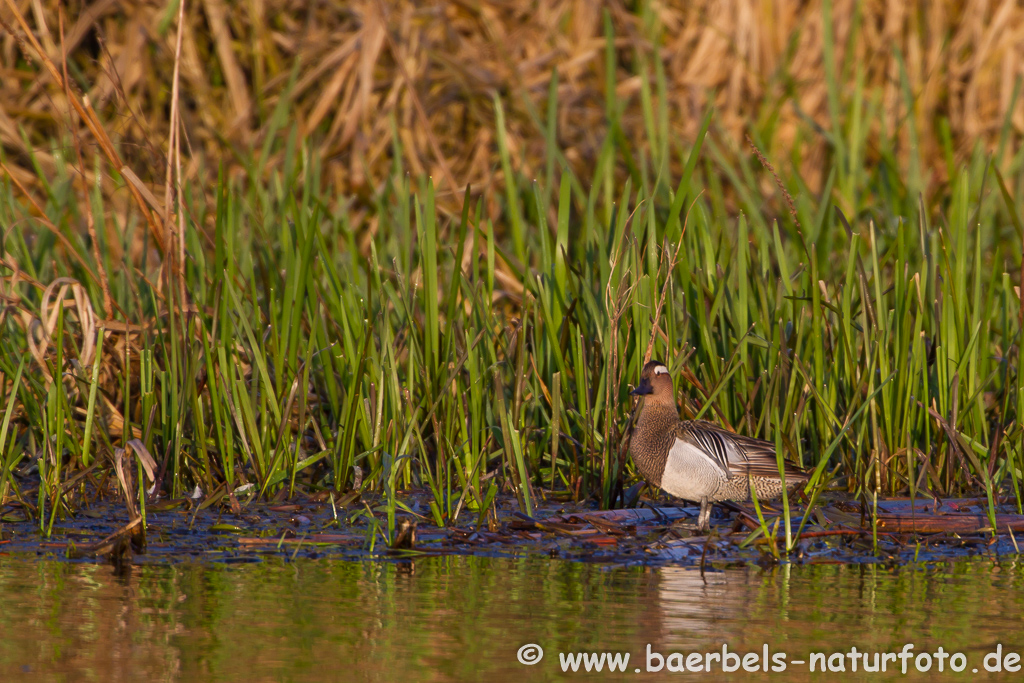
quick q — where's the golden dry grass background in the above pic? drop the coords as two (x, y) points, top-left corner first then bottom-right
(1, 0), (1023, 223)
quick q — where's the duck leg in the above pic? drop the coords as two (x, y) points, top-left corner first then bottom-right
(697, 497), (711, 533)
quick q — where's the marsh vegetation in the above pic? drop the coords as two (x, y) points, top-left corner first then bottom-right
(0, 1), (1022, 552)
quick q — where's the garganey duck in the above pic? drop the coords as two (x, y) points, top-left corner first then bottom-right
(629, 360), (809, 532)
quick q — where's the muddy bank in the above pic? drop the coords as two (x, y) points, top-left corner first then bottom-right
(3, 492), (1022, 570)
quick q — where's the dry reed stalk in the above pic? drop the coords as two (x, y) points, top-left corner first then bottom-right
(165, 0), (186, 304)
(59, 9), (112, 320)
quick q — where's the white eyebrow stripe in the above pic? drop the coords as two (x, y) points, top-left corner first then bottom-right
(653, 365), (669, 375)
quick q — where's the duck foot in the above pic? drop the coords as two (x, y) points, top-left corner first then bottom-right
(664, 520), (701, 540)
(665, 499), (715, 537)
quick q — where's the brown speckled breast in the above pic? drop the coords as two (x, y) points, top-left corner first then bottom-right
(629, 404), (680, 487)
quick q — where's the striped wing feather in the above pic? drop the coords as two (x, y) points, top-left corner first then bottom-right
(674, 420), (808, 480)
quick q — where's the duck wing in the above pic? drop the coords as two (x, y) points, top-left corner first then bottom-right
(676, 420), (807, 480)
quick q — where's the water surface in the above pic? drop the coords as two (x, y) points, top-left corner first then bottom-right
(1, 555), (1021, 681)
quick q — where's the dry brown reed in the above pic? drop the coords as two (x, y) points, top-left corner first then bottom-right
(1, 0), (1022, 226)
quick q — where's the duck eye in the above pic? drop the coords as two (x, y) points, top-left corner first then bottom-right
(653, 365), (669, 375)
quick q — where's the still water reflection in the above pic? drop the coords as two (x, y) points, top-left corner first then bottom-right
(1, 555), (1021, 681)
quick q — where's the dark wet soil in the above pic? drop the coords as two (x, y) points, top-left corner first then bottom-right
(4, 488), (1024, 569)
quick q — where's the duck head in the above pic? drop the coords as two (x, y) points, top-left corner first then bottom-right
(631, 360), (675, 406)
